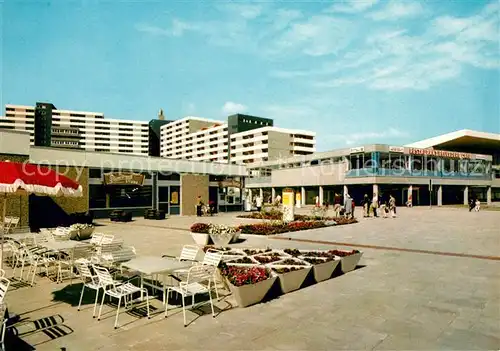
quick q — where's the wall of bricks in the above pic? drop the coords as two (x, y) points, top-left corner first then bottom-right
(180, 174), (209, 216)
(0, 154), (89, 227)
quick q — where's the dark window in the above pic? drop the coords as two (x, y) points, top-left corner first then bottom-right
(89, 185), (106, 208)
(89, 168), (102, 179)
(159, 187), (169, 202)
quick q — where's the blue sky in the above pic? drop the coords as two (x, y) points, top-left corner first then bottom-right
(2, 0), (499, 150)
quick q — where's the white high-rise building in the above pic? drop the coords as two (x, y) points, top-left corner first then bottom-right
(160, 114), (316, 164)
(0, 103), (150, 155)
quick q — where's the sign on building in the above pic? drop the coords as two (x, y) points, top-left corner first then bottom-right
(103, 172), (145, 186)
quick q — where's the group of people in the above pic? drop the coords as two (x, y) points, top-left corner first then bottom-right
(361, 193), (397, 218)
(469, 195), (481, 212)
(196, 196), (216, 217)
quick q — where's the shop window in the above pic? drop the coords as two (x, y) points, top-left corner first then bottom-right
(89, 168), (102, 179)
(170, 186), (180, 205)
(89, 185), (106, 209)
(158, 172), (180, 181)
(108, 185), (152, 208)
(159, 187), (169, 202)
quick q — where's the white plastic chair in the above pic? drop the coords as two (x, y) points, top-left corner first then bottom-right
(25, 249), (57, 286)
(165, 265), (216, 327)
(90, 233), (105, 246)
(200, 250), (223, 300)
(94, 265), (150, 329)
(57, 244), (93, 283)
(75, 259), (101, 318)
(168, 245), (201, 282)
(100, 234), (115, 245)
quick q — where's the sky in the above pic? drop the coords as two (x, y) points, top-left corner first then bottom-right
(1, 0), (499, 151)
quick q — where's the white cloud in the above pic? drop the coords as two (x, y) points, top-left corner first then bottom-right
(222, 101), (248, 115)
(220, 3), (263, 19)
(271, 16), (354, 57)
(368, 1), (424, 21)
(329, 128), (409, 146)
(135, 19), (197, 37)
(327, 0), (379, 14)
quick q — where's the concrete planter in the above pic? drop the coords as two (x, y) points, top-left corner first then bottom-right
(230, 231), (241, 243)
(302, 257), (340, 282)
(226, 256), (259, 266)
(338, 251), (363, 273)
(270, 264), (312, 294)
(226, 275), (277, 308)
(190, 232), (210, 246)
(210, 233), (233, 247)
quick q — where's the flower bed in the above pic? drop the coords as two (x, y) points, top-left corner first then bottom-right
(238, 212), (358, 226)
(190, 223), (210, 233)
(254, 254), (283, 264)
(243, 248), (272, 255)
(239, 221), (327, 235)
(278, 258), (307, 266)
(229, 257), (256, 264)
(220, 264), (277, 307)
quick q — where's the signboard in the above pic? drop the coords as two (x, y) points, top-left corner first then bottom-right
(408, 148), (472, 159)
(103, 172), (145, 186)
(282, 189), (295, 223)
(350, 147), (365, 154)
(389, 146), (404, 153)
(218, 180), (241, 188)
(171, 191), (179, 204)
(474, 154), (489, 161)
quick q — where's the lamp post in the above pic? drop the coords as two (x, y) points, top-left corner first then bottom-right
(429, 178), (432, 209)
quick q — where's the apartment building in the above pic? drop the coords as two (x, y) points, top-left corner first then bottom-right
(160, 114), (316, 164)
(0, 102), (152, 155)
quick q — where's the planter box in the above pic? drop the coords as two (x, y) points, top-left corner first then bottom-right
(226, 256), (259, 266)
(210, 234), (233, 247)
(338, 251), (363, 273)
(191, 232), (210, 246)
(270, 265), (312, 294)
(226, 276), (277, 308)
(302, 257), (340, 282)
(230, 231), (241, 243)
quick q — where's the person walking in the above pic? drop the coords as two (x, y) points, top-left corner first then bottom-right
(344, 194), (353, 219)
(389, 194), (397, 218)
(362, 194), (370, 217)
(371, 192), (379, 217)
(196, 195), (203, 217)
(334, 193), (342, 217)
(256, 195), (263, 212)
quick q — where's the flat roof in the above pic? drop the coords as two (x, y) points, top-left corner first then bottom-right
(406, 129), (500, 149)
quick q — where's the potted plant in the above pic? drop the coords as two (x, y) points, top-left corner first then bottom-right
(301, 256), (340, 282)
(268, 258), (312, 294)
(328, 249), (363, 273)
(209, 224), (238, 247)
(220, 264), (277, 308)
(226, 256), (258, 266)
(190, 223), (211, 245)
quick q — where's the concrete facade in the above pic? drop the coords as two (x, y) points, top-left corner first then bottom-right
(180, 174), (209, 216)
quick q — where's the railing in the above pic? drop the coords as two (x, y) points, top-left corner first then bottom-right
(346, 168), (491, 180)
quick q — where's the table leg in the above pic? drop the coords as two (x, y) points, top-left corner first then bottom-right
(140, 274), (144, 301)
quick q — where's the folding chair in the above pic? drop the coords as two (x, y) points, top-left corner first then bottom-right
(165, 265), (216, 327)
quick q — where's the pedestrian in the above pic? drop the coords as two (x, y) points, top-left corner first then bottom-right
(475, 199), (481, 212)
(362, 194), (370, 217)
(256, 195), (263, 212)
(371, 192), (379, 217)
(275, 194), (281, 205)
(344, 194), (353, 219)
(196, 195), (203, 217)
(389, 194), (396, 218)
(351, 198), (355, 219)
(334, 193), (342, 217)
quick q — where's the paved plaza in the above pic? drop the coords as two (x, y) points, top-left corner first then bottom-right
(4, 207), (500, 350)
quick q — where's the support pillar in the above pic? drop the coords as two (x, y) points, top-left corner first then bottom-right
(301, 187), (306, 206)
(407, 185), (413, 206)
(487, 186), (492, 205)
(271, 188), (276, 202)
(259, 188), (263, 200)
(463, 186), (468, 206)
(319, 186), (324, 206)
(373, 184), (379, 197)
(437, 185), (442, 207)
(343, 185), (348, 197)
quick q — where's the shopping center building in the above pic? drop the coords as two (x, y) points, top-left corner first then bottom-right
(0, 129), (246, 228)
(246, 130), (500, 207)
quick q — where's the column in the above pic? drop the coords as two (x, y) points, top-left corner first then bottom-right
(437, 185), (443, 207)
(463, 186), (468, 205)
(259, 188), (263, 199)
(319, 186), (324, 206)
(343, 185), (349, 197)
(373, 184), (379, 197)
(407, 185), (413, 206)
(487, 186), (492, 205)
(152, 172), (158, 210)
(271, 188), (276, 202)
(301, 187), (306, 206)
